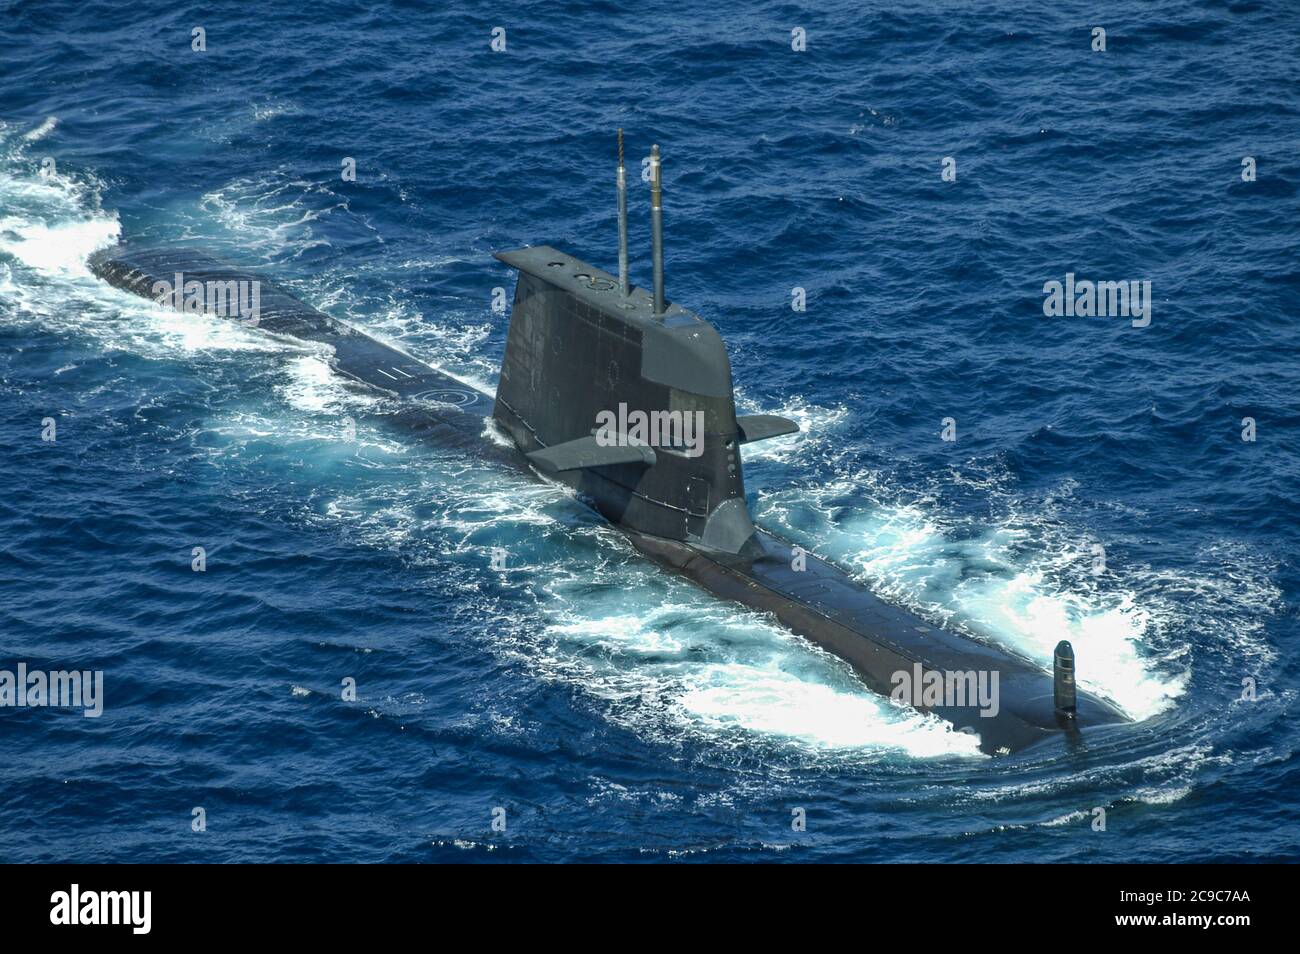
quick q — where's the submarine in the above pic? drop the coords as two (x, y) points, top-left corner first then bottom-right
(88, 132), (1131, 755)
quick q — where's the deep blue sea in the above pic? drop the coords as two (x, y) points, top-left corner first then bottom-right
(1, 0), (1297, 863)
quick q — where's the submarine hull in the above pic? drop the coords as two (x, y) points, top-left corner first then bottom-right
(88, 245), (515, 462)
(88, 243), (1132, 755)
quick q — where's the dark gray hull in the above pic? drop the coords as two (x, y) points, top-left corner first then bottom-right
(88, 244), (1131, 755)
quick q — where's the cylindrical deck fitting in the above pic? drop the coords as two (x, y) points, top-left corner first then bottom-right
(617, 129), (629, 297)
(1054, 640), (1077, 717)
(650, 143), (665, 316)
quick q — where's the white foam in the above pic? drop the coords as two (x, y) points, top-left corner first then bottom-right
(22, 116), (58, 142)
(0, 144), (313, 362)
(198, 172), (346, 256)
(277, 353), (376, 414)
(0, 207), (119, 276)
(755, 478), (1193, 722)
(549, 614), (686, 656)
(955, 571), (1177, 719)
(733, 390), (848, 464)
(674, 663), (981, 756)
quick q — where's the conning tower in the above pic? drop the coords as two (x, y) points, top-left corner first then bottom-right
(492, 133), (796, 552)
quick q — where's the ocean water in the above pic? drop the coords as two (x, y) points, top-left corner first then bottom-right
(0, 0), (1296, 862)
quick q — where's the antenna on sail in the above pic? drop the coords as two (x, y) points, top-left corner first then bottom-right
(650, 143), (665, 315)
(617, 129), (629, 297)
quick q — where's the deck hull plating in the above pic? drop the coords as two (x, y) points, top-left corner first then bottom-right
(89, 244), (1131, 755)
